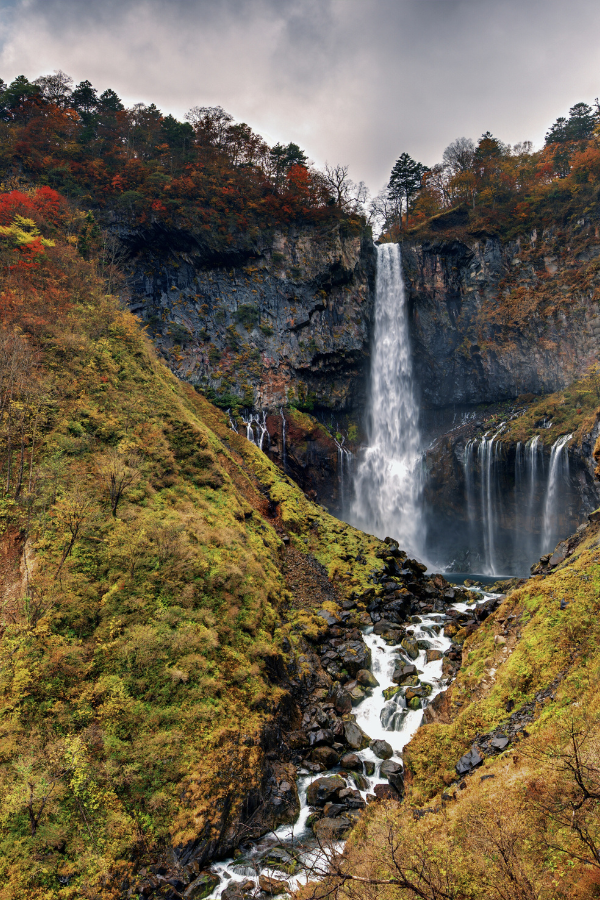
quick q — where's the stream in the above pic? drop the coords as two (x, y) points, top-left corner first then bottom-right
(207, 591), (494, 898)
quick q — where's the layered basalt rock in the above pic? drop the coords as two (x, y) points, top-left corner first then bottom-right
(125, 222), (376, 411)
(401, 223), (600, 411)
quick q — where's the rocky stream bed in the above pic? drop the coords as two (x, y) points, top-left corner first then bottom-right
(167, 543), (505, 900)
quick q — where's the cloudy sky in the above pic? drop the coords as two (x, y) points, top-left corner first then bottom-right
(0, 0), (598, 192)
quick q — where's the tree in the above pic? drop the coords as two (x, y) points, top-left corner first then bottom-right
(442, 137), (475, 175)
(33, 70), (73, 107)
(269, 142), (309, 189)
(98, 448), (140, 517)
(322, 163), (369, 213)
(388, 152), (429, 226)
(546, 102), (597, 145)
(71, 79), (98, 115)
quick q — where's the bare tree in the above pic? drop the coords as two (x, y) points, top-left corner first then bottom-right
(322, 163), (369, 214)
(442, 137), (475, 176)
(53, 488), (97, 579)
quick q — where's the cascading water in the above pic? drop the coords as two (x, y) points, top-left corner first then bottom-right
(351, 243), (425, 558)
(542, 433), (573, 551)
(334, 437), (353, 512)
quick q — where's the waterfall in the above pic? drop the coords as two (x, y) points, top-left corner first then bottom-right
(241, 410), (269, 451)
(351, 243), (425, 558)
(334, 437), (353, 513)
(280, 408), (288, 473)
(542, 433), (573, 551)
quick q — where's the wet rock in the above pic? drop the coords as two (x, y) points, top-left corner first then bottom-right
(426, 649), (443, 663)
(317, 610), (339, 626)
(258, 874), (289, 895)
(383, 685), (404, 701)
(333, 688), (353, 715)
(306, 775), (346, 806)
(373, 783), (402, 801)
(313, 816), (352, 840)
(348, 771), (369, 791)
(348, 684), (366, 705)
(364, 759), (375, 776)
(391, 662), (418, 684)
(370, 739), (393, 760)
(323, 802), (347, 818)
(357, 669), (380, 688)
(400, 638), (419, 660)
(456, 746), (484, 776)
(338, 641), (372, 675)
(339, 752), (362, 771)
(380, 759), (402, 778)
(311, 746), (340, 768)
(185, 873), (220, 899)
(309, 729), (334, 747)
(260, 848), (298, 875)
(416, 639), (432, 650)
(221, 884), (246, 900)
(343, 720), (370, 750)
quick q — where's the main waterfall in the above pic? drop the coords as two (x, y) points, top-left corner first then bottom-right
(350, 243), (426, 558)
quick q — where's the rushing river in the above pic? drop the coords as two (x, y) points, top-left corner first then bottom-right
(206, 594), (494, 898)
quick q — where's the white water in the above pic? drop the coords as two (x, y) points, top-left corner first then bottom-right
(351, 243), (425, 559)
(542, 433), (573, 551)
(206, 608), (463, 898)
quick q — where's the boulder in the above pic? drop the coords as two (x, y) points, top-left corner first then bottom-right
(339, 752), (362, 771)
(373, 783), (401, 801)
(338, 641), (372, 676)
(306, 775), (346, 806)
(259, 874), (289, 895)
(260, 847), (298, 875)
(456, 746), (484, 776)
(364, 759), (375, 776)
(357, 669), (380, 688)
(323, 802), (347, 818)
(311, 746), (340, 769)
(383, 685), (404, 701)
(490, 735), (509, 751)
(370, 739), (393, 760)
(348, 684), (366, 705)
(185, 873), (220, 899)
(380, 759), (402, 777)
(333, 688), (352, 715)
(401, 639), (420, 660)
(221, 884), (246, 900)
(349, 771), (369, 791)
(309, 728), (334, 747)
(343, 721), (370, 750)
(426, 649), (443, 663)
(313, 816), (352, 840)
(392, 662), (418, 683)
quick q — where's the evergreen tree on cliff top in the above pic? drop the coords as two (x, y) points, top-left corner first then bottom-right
(388, 152), (428, 227)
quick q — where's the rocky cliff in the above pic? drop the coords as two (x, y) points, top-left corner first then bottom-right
(125, 221), (376, 412)
(401, 219), (600, 414)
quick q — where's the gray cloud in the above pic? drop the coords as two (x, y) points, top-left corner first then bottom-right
(0, 0), (599, 193)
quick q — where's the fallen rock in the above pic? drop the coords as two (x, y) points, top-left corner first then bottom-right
(343, 720), (370, 750)
(339, 752), (362, 771)
(456, 746), (484, 776)
(259, 874), (289, 895)
(370, 739), (393, 760)
(373, 783), (402, 801)
(313, 816), (352, 840)
(311, 746), (340, 769)
(306, 775), (346, 806)
(357, 669), (380, 688)
(185, 873), (220, 899)
(426, 649), (443, 663)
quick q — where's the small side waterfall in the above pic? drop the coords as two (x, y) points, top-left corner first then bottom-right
(334, 438), (353, 513)
(280, 408), (288, 473)
(241, 410), (270, 451)
(542, 433), (573, 551)
(351, 243), (425, 558)
(460, 431), (576, 575)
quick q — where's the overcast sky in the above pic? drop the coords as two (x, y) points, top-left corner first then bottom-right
(0, 0), (598, 193)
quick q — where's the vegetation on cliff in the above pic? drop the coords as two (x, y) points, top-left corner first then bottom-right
(0, 185), (380, 898)
(380, 100), (600, 243)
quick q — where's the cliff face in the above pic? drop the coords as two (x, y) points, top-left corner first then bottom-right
(401, 221), (600, 412)
(126, 222), (376, 412)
